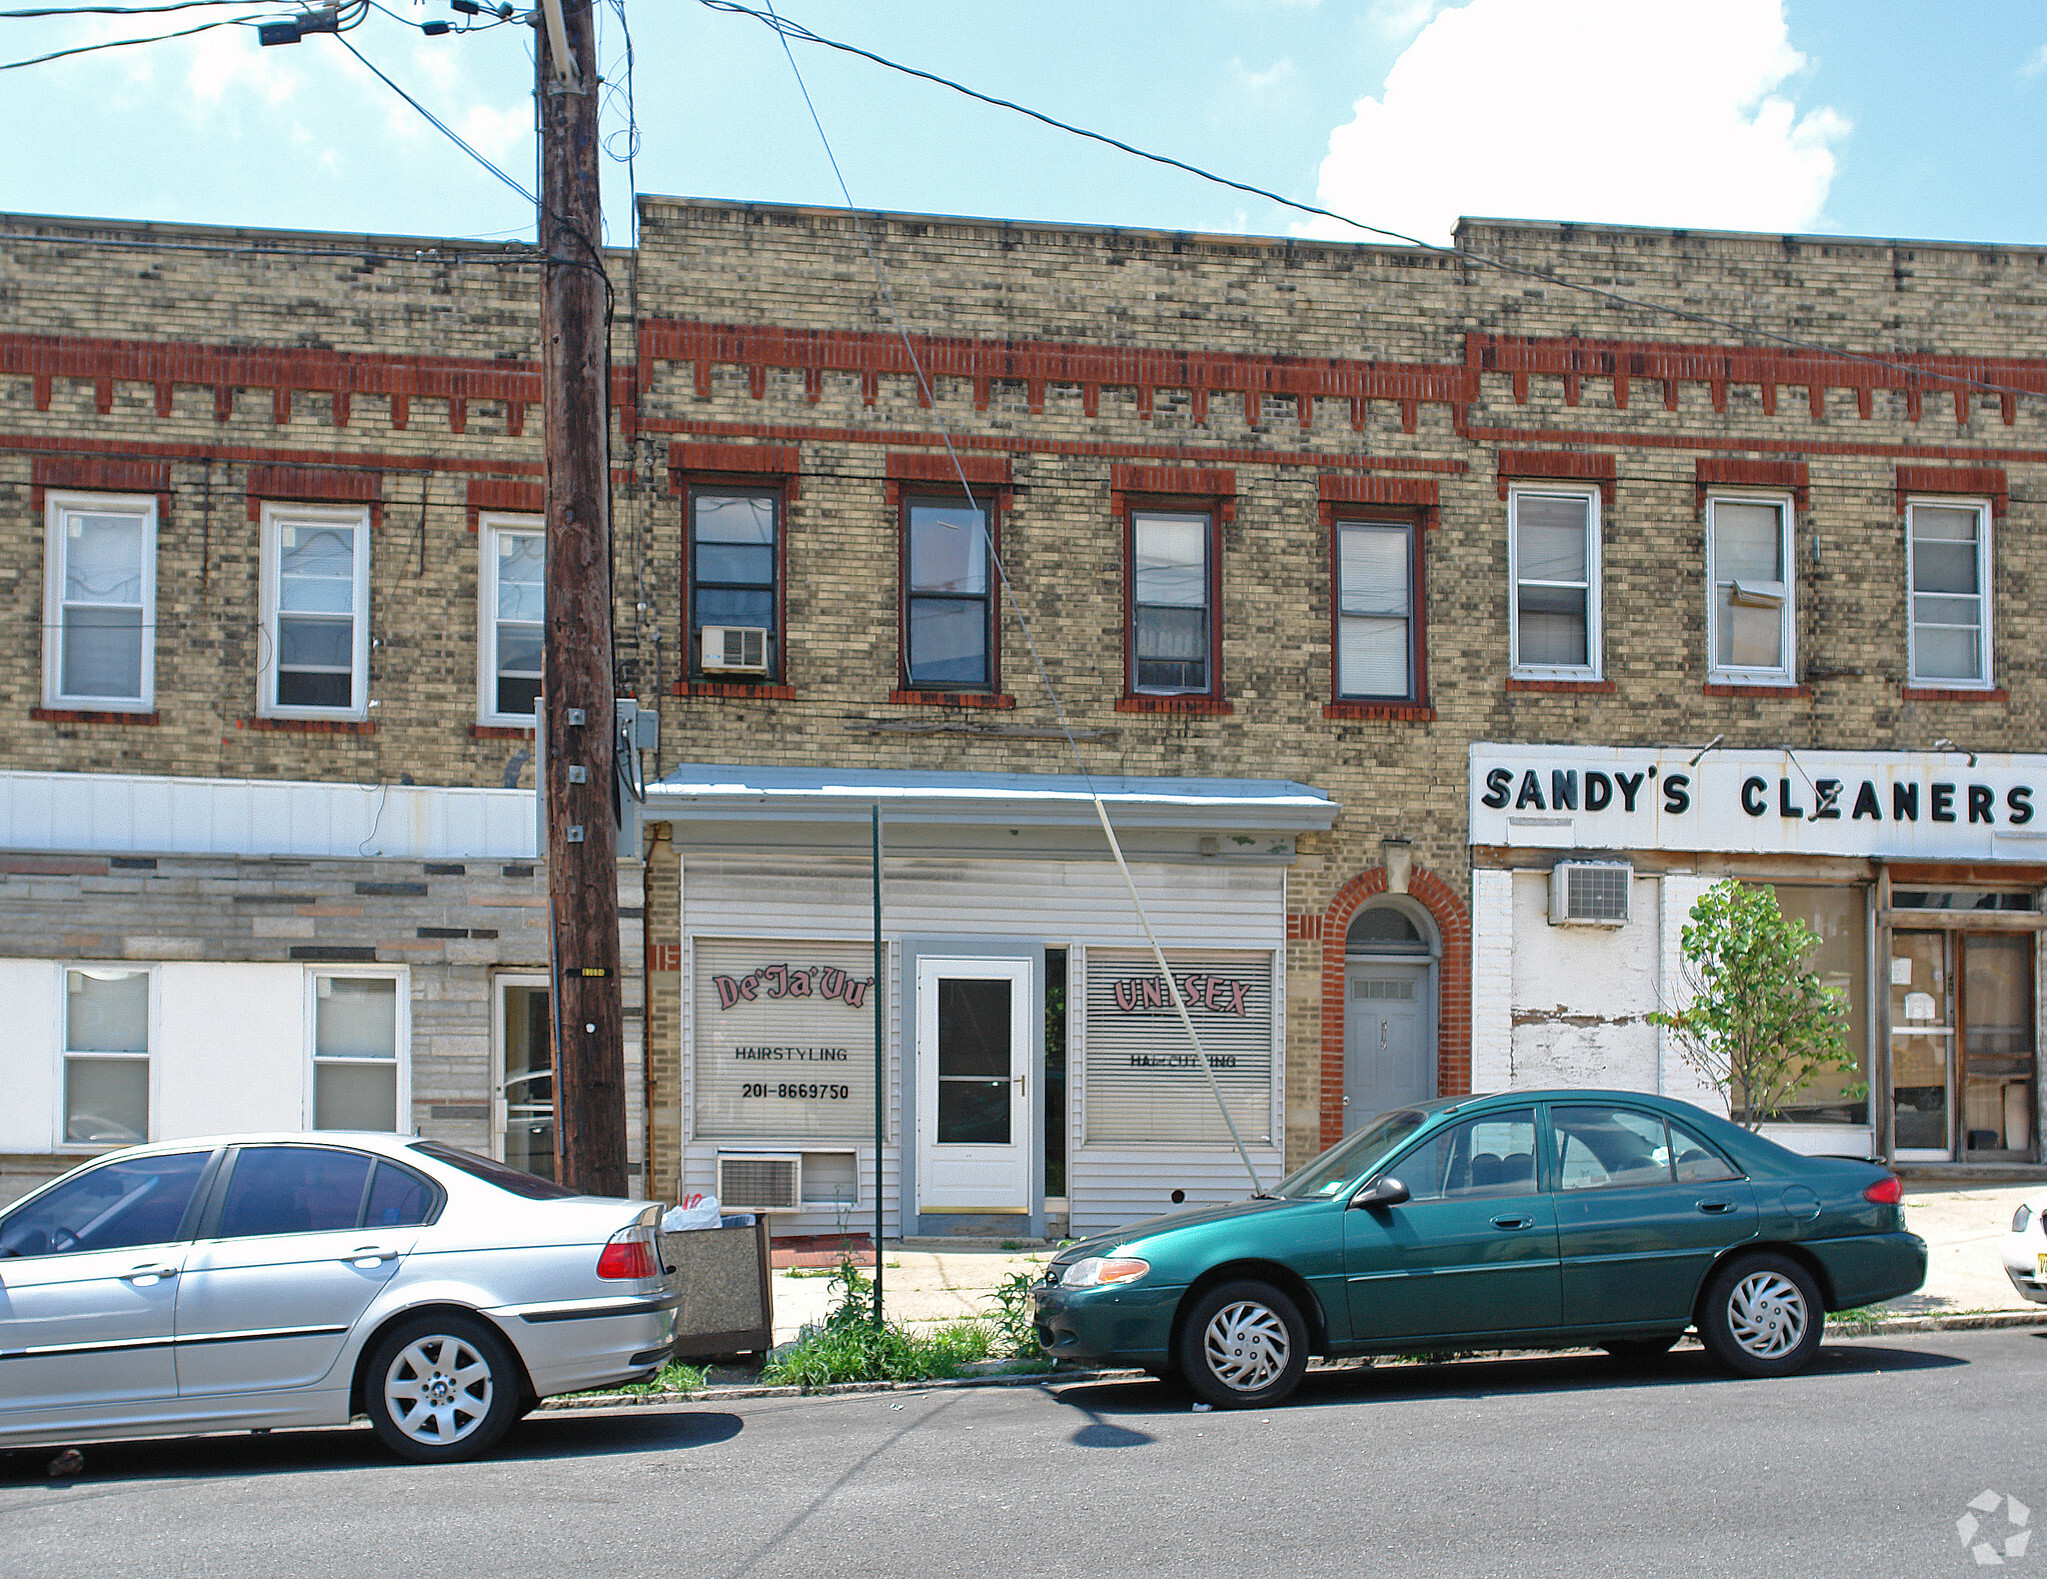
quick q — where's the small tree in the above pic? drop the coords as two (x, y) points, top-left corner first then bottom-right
(1648, 880), (1858, 1129)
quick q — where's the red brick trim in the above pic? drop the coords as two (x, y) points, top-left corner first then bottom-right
(1495, 449), (1616, 503)
(235, 716), (377, 734)
(669, 440), (801, 478)
(673, 680), (796, 701)
(469, 722), (534, 739)
(246, 464), (384, 530)
(467, 478), (544, 531)
(1896, 464), (2007, 516)
(31, 456), (170, 493)
(1702, 683), (1813, 699)
(1318, 474), (1439, 509)
(1463, 420), (2047, 465)
(30, 707), (160, 725)
(1319, 867), (1472, 1149)
(887, 689), (1016, 709)
(647, 943), (682, 974)
(1505, 677), (1614, 694)
(1901, 686), (2009, 703)
(1111, 464), (1235, 498)
(1286, 913), (1323, 940)
(886, 451), (1011, 486)
(1115, 695), (1234, 716)
(1, 435), (539, 479)
(1322, 701), (1436, 721)
(1695, 457), (1810, 511)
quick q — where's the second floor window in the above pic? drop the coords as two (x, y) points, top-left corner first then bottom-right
(1907, 498), (1992, 687)
(1509, 487), (1600, 679)
(1335, 519), (1417, 701)
(690, 488), (779, 679)
(45, 492), (155, 711)
(1706, 495), (1793, 683)
(904, 497), (993, 689)
(261, 503), (369, 718)
(480, 517), (544, 724)
(1130, 508), (1216, 695)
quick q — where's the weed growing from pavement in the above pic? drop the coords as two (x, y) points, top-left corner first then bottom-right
(571, 1359), (708, 1398)
(763, 1253), (996, 1389)
(987, 1266), (1046, 1360)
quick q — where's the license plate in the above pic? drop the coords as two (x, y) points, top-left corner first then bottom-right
(2036, 1252), (2046, 1282)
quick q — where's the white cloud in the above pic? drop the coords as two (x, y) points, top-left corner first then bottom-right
(184, 25), (301, 108)
(1302, 0), (1849, 246)
(1368, 0), (1444, 38)
(2021, 42), (2047, 78)
(1230, 56), (1298, 96)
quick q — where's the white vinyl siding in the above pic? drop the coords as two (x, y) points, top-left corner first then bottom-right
(1706, 495), (1793, 683)
(1907, 498), (1992, 687)
(259, 503), (371, 719)
(1509, 487), (1600, 679)
(1336, 520), (1414, 699)
(479, 515), (544, 726)
(44, 492), (155, 711)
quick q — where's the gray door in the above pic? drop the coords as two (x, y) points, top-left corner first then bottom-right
(1344, 962), (1431, 1134)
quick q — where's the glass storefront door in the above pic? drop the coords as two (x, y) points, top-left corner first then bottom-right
(494, 975), (556, 1181)
(1890, 929), (2037, 1161)
(1890, 931), (1952, 1158)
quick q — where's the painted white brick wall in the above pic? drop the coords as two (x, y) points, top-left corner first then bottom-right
(1470, 867), (1514, 1092)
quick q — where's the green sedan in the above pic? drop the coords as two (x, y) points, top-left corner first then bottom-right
(1032, 1090), (1926, 1409)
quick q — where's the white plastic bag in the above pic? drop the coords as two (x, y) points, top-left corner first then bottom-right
(662, 1192), (722, 1232)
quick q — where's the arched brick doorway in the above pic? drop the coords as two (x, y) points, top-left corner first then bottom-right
(1319, 866), (1471, 1149)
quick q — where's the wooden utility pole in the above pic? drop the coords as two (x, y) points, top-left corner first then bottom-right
(537, 0), (627, 1198)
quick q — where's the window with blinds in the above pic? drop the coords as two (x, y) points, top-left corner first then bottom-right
(694, 939), (879, 1141)
(1336, 520), (1414, 700)
(1082, 949), (1274, 1146)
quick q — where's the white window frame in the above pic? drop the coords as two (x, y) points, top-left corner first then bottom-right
(1507, 485), (1602, 681)
(54, 963), (158, 1152)
(1705, 492), (1796, 685)
(305, 968), (411, 1134)
(477, 513), (545, 727)
(1906, 496), (1994, 689)
(43, 490), (158, 713)
(258, 501), (371, 721)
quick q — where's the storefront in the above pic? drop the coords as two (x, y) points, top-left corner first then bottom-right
(1469, 744), (2047, 1164)
(644, 765), (1337, 1238)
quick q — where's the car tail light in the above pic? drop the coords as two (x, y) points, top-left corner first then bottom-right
(1863, 1176), (1903, 1206)
(597, 1229), (657, 1280)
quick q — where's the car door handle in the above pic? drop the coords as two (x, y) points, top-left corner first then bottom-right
(123, 1263), (179, 1282)
(1696, 1201), (1738, 1215)
(344, 1247), (401, 1267)
(1491, 1215), (1535, 1231)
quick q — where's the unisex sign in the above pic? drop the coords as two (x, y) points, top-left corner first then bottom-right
(694, 939), (877, 1141)
(1470, 744), (2047, 861)
(1083, 949), (1276, 1147)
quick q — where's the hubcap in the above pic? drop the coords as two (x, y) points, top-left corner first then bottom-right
(1726, 1271), (1808, 1359)
(384, 1334), (494, 1446)
(1201, 1300), (1290, 1392)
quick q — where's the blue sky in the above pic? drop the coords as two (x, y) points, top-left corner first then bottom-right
(6, 1), (2047, 250)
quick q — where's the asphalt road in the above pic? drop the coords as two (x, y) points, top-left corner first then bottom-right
(5, 1332), (2043, 1579)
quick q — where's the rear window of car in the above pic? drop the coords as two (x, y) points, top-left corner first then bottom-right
(412, 1140), (579, 1199)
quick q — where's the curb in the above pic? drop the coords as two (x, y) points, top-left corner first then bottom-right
(540, 1310), (2047, 1412)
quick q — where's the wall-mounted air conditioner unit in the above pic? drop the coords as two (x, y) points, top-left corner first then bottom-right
(717, 1152), (801, 1211)
(1549, 861), (1632, 927)
(702, 625), (769, 674)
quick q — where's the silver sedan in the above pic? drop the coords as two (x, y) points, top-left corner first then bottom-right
(0, 1133), (680, 1463)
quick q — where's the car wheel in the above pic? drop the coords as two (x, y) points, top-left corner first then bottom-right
(1601, 1333), (1682, 1359)
(1698, 1253), (1824, 1378)
(364, 1314), (520, 1463)
(1176, 1280), (1309, 1409)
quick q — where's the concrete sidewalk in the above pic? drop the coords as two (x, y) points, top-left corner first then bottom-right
(766, 1185), (2042, 1344)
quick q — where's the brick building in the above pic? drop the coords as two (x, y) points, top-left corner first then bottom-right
(6, 199), (2046, 1223)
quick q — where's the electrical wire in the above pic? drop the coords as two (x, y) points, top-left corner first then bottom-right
(0, 11), (254, 68)
(0, 1), (255, 15)
(760, 0), (1270, 1196)
(332, 31), (539, 209)
(701, 0), (2047, 412)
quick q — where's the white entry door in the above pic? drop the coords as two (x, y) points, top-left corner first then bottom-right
(916, 957), (1032, 1213)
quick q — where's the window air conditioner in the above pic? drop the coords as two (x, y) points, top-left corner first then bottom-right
(717, 1152), (801, 1212)
(702, 625), (769, 674)
(1549, 861), (1632, 927)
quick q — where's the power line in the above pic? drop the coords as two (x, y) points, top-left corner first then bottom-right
(332, 31), (538, 209)
(0, 2), (255, 15)
(0, 11), (254, 69)
(699, 0), (2047, 411)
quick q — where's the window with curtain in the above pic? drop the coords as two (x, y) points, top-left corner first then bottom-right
(46, 494), (154, 710)
(1707, 496), (1792, 680)
(64, 967), (150, 1146)
(1509, 488), (1598, 677)
(482, 518), (544, 722)
(1336, 520), (1415, 700)
(1131, 509), (1213, 693)
(263, 505), (369, 716)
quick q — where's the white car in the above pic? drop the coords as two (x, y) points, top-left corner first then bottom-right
(0, 1134), (679, 1463)
(2000, 1190), (2047, 1304)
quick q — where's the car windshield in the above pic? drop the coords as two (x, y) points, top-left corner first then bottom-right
(411, 1140), (579, 1200)
(1274, 1109), (1431, 1199)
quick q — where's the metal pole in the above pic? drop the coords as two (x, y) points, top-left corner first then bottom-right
(872, 803), (885, 1322)
(537, 0), (626, 1197)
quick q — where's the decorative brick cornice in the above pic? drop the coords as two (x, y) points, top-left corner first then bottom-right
(467, 477), (544, 530)
(1495, 448), (1616, 503)
(1896, 464), (2007, 516)
(886, 451), (1010, 486)
(1318, 474), (1438, 509)
(1696, 457), (1810, 511)
(31, 455), (170, 493)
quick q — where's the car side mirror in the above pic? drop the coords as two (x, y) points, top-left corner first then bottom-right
(1351, 1176), (1409, 1210)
